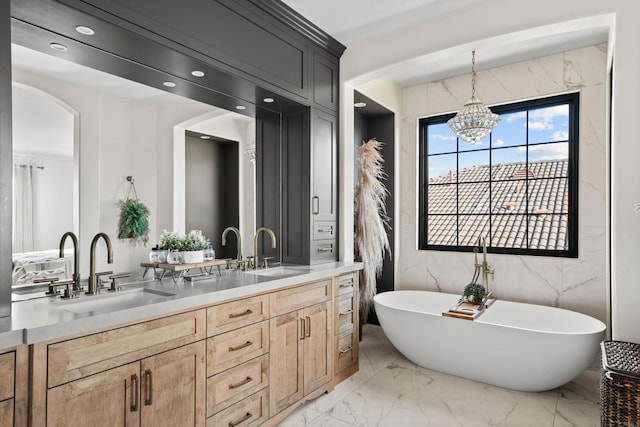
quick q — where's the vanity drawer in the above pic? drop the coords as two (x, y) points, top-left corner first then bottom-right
(207, 389), (268, 427)
(313, 221), (336, 240)
(208, 320), (269, 376)
(334, 273), (357, 297)
(335, 331), (358, 373)
(0, 351), (15, 401)
(207, 354), (268, 416)
(335, 295), (355, 336)
(207, 294), (269, 337)
(311, 240), (336, 260)
(47, 309), (206, 387)
(270, 279), (331, 316)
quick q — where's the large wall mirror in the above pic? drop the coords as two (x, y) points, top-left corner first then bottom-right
(9, 19), (284, 288)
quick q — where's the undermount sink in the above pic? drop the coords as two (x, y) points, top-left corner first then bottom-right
(57, 288), (176, 314)
(245, 266), (312, 279)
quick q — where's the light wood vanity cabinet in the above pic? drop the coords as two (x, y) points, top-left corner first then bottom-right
(31, 310), (207, 426)
(26, 271), (361, 426)
(269, 280), (332, 416)
(205, 295), (270, 426)
(0, 346), (28, 427)
(333, 273), (359, 383)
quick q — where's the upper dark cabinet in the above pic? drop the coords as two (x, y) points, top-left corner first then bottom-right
(55, 0), (310, 98)
(313, 52), (338, 111)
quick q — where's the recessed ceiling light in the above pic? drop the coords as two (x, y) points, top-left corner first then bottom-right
(163, 81), (176, 88)
(191, 70), (205, 77)
(263, 97), (275, 103)
(199, 135), (211, 140)
(235, 105), (246, 110)
(354, 102), (367, 108)
(75, 25), (95, 36)
(49, 43), (68, 52)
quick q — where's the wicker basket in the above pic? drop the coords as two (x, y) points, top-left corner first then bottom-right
(601, 340), (640, 427)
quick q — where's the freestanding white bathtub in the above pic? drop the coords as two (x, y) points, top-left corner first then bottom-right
(373, 290), (606, 392)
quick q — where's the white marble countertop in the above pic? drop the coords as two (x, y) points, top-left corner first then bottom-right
(0, 261), (362, 348)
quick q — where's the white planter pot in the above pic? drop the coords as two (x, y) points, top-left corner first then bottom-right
(167, 250), (183, 264)
(183, 250), (204, 264)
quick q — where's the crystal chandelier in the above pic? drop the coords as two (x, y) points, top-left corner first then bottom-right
(447, 50), (500, 145)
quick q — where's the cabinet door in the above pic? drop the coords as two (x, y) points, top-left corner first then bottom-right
(302, 301), (332, 395)
(0, 399), (13, 427)
(140, 341), (206, 427)
(269, 311), (303, 415)
(47, 362), (140, 427)
(311, 109), (337, 222)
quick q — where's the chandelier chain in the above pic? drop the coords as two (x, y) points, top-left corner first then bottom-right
(471, 50), (477, 99)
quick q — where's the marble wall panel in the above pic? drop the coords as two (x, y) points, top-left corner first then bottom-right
(397, 44), (608, 321)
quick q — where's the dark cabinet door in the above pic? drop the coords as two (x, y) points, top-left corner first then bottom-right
(311, 109), (337, 223)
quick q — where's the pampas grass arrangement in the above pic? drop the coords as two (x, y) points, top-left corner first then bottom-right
(355, 138), (390, 327)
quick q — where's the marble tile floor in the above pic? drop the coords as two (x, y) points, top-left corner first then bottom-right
(280, 324), (601, 427)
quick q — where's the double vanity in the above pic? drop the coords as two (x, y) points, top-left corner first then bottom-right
(0, 262), (362, 426)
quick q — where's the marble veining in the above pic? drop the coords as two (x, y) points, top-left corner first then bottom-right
(398, 43), (608, 324)
(281, 325), (601, 427)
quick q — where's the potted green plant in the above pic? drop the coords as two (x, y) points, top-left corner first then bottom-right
(117, 198), (150, 246)
(180, 230), (209, 264)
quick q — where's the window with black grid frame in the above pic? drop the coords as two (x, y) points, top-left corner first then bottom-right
(418, 92), (579, 257)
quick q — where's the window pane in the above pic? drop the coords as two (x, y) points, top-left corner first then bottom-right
(428, 153), (456, 183)
(458, 150), (490, 182)
(458, 215), (490, 246)
(459, 136), (489, 152)
(528, 104), (569, 144)
(491, 180), (526, 214)
(528, 214), (568, 250)
(528, 178), (568, 214)
(458, 182), (490, 214)
(427, 184), (457, 214)
(419, 94), (575, 255)
(492, 111), (526, 148)
(427, 122), (457, 154)
(491, 214), (528, 249)
(528, 142), (568, 164)
(491, 147), (527, 180)
(427, 215), (458, 245)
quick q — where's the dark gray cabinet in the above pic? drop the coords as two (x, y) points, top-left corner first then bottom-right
(282, 107), (338, 264)
(313, 52), (338, 111)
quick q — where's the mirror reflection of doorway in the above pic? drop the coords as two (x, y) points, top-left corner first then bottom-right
(185, 130), (239, 260)
(11, 83), (78, 253)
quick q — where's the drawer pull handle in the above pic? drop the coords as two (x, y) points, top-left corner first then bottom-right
(305, 315), (311, 337)
(299, 318), (306, 340)
(317, 226), (333, 234)
(339, 309), (353, 316)
(317, 246), (333, 253)
(228, 376), (253, 389)
(144, 369), (153, 406)
(229, 341), (253, 352)
(339, 279), (354, 287)
(229, 309), (253, 319)
(229, 412), (253, 427)
(130, 374), (139, 412)
(339, 345), (353, 354)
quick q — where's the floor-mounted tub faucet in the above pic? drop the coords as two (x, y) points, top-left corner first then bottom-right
(480, 235), (495, 292)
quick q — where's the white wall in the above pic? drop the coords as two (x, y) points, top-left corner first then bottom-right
(340, 0), (640, 342)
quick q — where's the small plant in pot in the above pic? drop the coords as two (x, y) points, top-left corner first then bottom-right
(117, 198), (150, 246)
(179, 230), (210, 264)
(463, 282), (487, 304)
